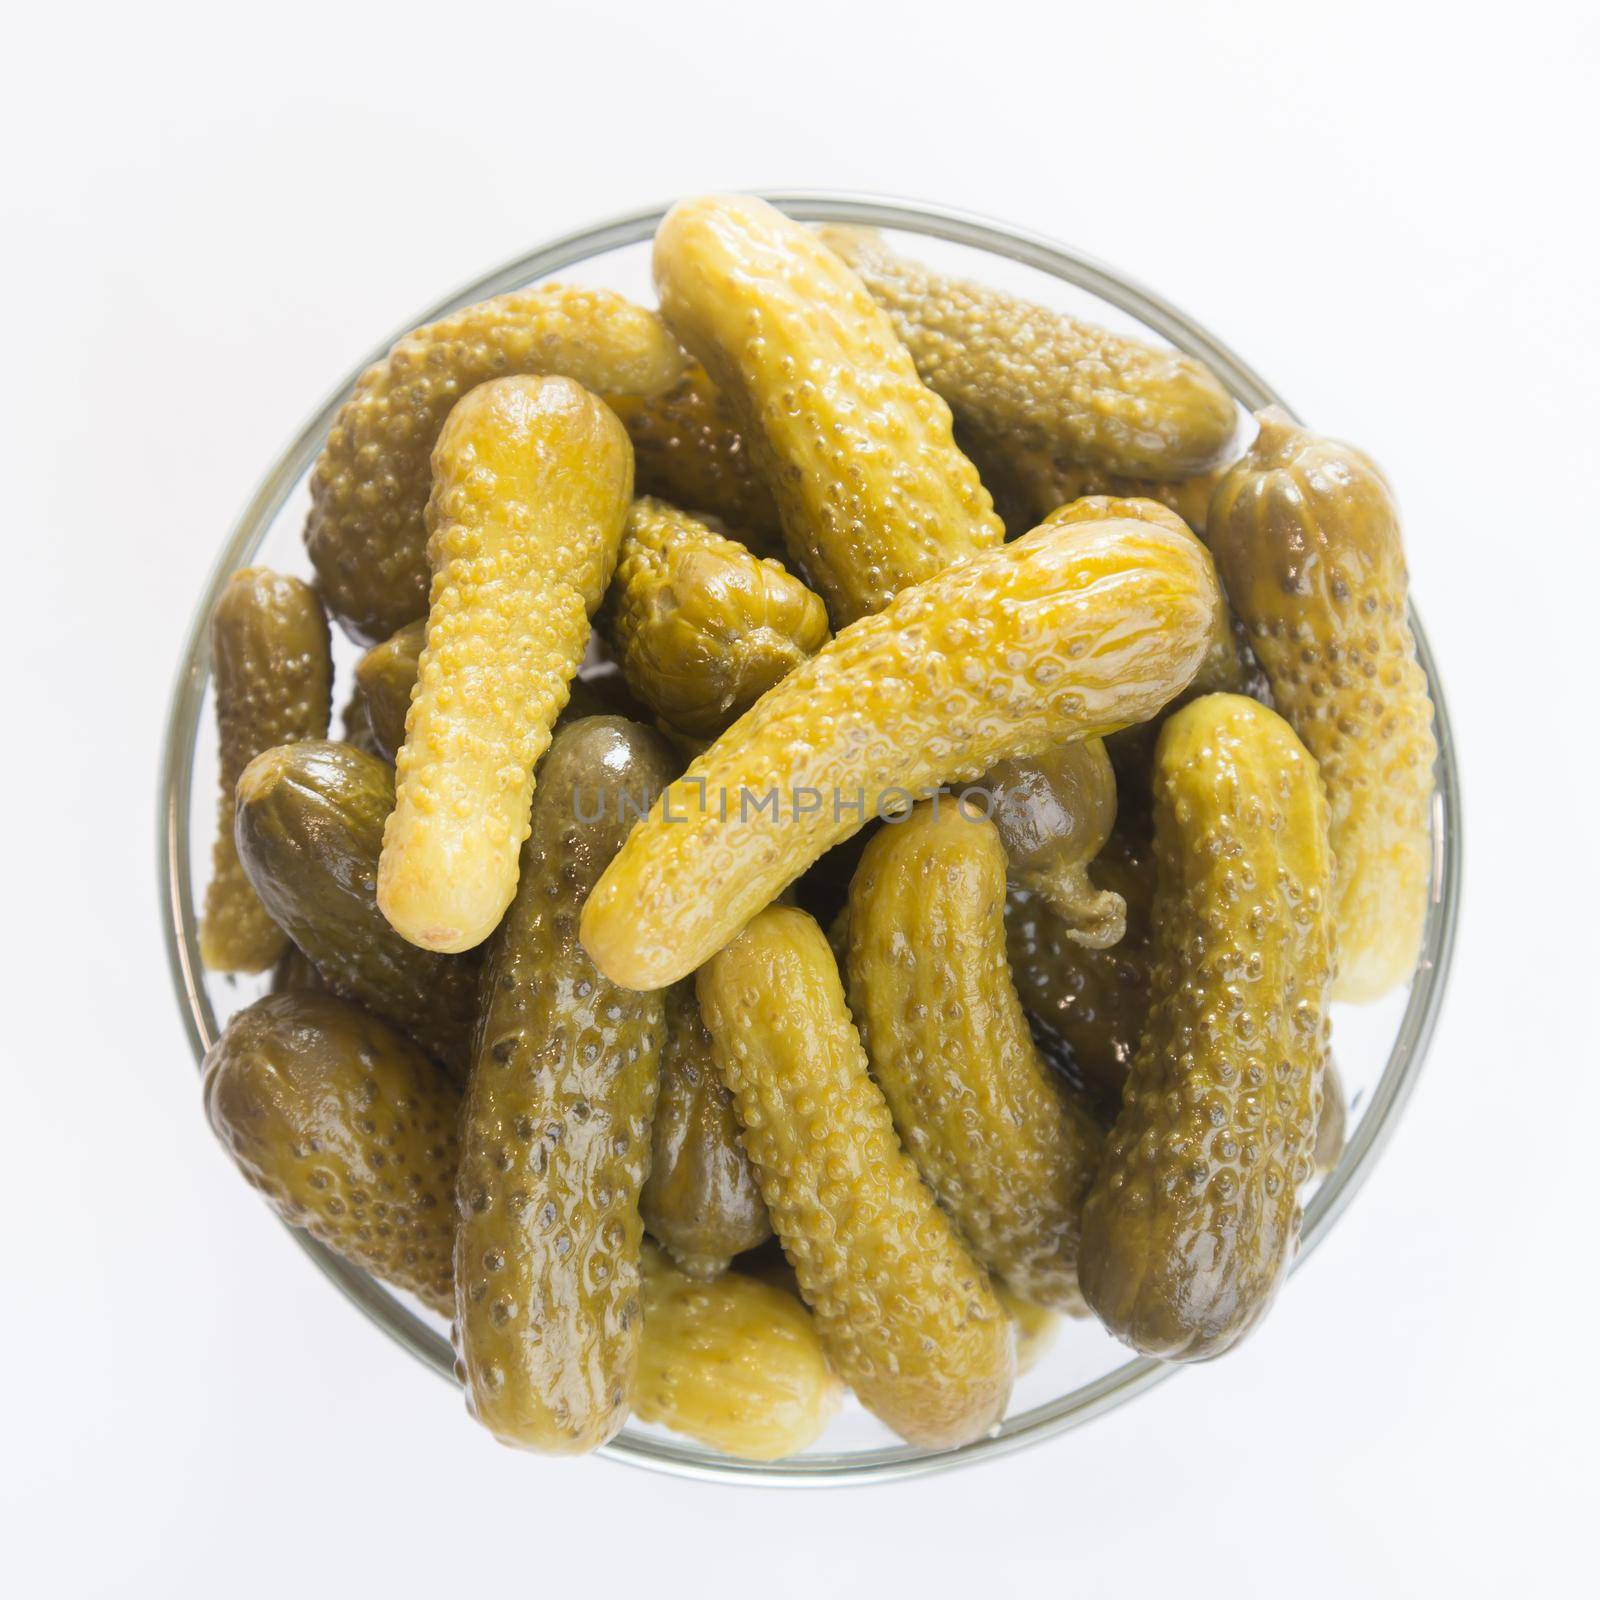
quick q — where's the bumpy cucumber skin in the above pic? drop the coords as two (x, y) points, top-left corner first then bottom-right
(203, 992), (460, 1316)
(635, 1243), (837, 1460)
(957, 420), (1228, 538)
(1005, 823), (1157, 1115)
(233, 741), (479, 1079)
(305, 284), (686, 645)
(582, 515), (1223, 991)
(985, 736), (1124, 948)
(378, 375), (633, 955)
(1208, 410), (1436, 1002)
(653, 195), (1004, 627)
(602, 497), (830, 738)
(697, 906), (1015, 1449)
(641, 982), (770, 1278)
(454, 718), (675, 1454)
(846, 804), (1103, 1311)
(201, 568), (332, 973)
(1079, 694), (1334, 1361)
(354, 618), (425, 762)
(820, 227), (1237, 479)
(606, 367), (786, 560)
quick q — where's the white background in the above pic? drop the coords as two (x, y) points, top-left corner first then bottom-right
(6, 2), (1597, 1593)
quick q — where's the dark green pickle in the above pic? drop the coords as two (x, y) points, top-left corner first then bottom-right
(233, 740), (480, 1080)
(1078, 695), (1334, 1361)
(203, 992), (460, 1316)
(455, 717), (676, 1454)
(1004, 823), (1157, 1116)
(641, 982), (771, 1278)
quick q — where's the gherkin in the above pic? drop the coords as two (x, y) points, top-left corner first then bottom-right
(378, 374), (633, 955)
(203, 992), (460, 1315)
(201, 567), (332, 972)
(846, 801), (1103, 1310)
(1208, 409), (1436, 1001)
(305, 283), (686, 643)
(233, 739), (480, 1079)
(697, 905), (1015, 1448)
(1079, 694), (1334, 1361)
(454, 717), (675, 1454)
(601, 497), (829, 738)
(819, 226), (1237, 479)
(653, 194), (1004, 627)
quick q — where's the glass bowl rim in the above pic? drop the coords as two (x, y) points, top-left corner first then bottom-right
(157, 189), (1462, 1488)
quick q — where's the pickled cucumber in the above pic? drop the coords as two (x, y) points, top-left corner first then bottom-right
(697, 906), (1015, 1447)
(985, 737), (1124, 948)
(634, 1243), (838, 1460)
(306, 284), (686, 644)
(200, 568), (332, 972)
(582, 514), (1224, 991)
(353, 619), (425, 763)
(641, 982), (771, 1278)
(1005, 823), (1157, 1114)
(1208, 410), (1436, 1001)
(606, 366), (785, 559)
(846, 802), (1103, 1310)
(957, 420), (1228, 538)
(1079, 694), (1334, 1360)
(378, 375), (634, 954)
(455, 717), (675, 1454)
(818, 226), (1237, 479)
(233, 740), (479, 1079)
(203, 992), (460, 1315)
(601, 497), (830, 738)
(653, 194), (1004, 626)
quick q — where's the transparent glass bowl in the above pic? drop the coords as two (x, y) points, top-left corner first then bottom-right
(158, 192), (1461, 1486)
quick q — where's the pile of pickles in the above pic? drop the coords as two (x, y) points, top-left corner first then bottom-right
(198, 195), (1437, 1460)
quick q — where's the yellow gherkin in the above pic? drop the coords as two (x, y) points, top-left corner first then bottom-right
(378, 374), (633, 955)
(634, 1243), (839, 1460)
(305, 284), (686, 644)
(581, 514), (1223, 991)
(697, 906), (1015, 1448)
(652, 194), (1004, 626)
(601, 497), (830, 738)
(201, 567), (332, 972)
(1207, 409), (1437, 1001)
(820, 226), (1238, 479)
(1079, 694), (1334, 1361)
(845, 802), (1104, 1310)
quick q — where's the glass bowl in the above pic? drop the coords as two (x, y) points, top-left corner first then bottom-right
(158, 191), (1461, 1486)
